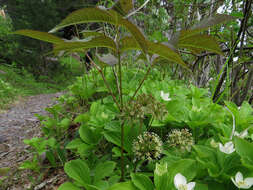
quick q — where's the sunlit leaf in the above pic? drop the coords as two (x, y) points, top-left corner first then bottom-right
(234, 137), (253, 168)
(13, 30), (64, 44)
(131, 173), (154, 190)
(178, 34), (223, 55)
(64, 159), (91, 186)
(107, 181), (138, 190)
(94, 161), (116, 182)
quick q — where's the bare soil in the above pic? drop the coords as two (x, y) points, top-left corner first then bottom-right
(0, 92), (66, 190)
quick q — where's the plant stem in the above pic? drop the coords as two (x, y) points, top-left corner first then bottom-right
(120, 119), (126, 181)
(112, 67), (121, 100)
(130, 63), (152, 102)
(118, 52), (123, 109)
(86, 53), (121, 111)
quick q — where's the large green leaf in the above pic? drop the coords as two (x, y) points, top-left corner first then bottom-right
(191, 14), (235, 31)
(112, 0), (133, 16)
(49, 8), (118, 33)
(79, 125), (102, 145)
(171, 14), (234, 45)
(120, 37), (187, 68)
(234, 137), (253, 169)
(64, 159), (91, 186)
(149, 42), (188, 68)
(131, 173), (154, 190)
(49, 7), (148, 54)
(178, 34), (223, 55)
(193, 145), (220, 177)
(58, 182), (82, 190)
(120, 19), (147, 54)
(53, 36), (117, 53)
(103, 130), (131, 152)
(167, 159), (197, 189)
(13, 30), (64, 44)
(94, 161), (116, 182)
(107, 181), (138, 190)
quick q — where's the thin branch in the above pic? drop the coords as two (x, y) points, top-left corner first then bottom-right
(112, 66), (121, 99)
(130, 62), (152, 102)
(125, 0), (151, 18)
(86, 53), (121, 111)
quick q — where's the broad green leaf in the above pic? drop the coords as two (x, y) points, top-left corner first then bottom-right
(180, 14), (235, 40)
(107, 181), (138, 190)
(79, 125), (102, 145)
(58, 182), (82, 190)
(49, 8), (118, 33)
(49, 7), (148, 54)
(94, 161), (116, 182)
(171, 14), (234, 45)
(195, 183), (208, 190)
(178, 34), (223, 55)
(13, 30), (64, 44)
(103, 130), (131, 152)
(149, 42), (188, 68)
(66, 138), (84, 149)
(85, 184), (100, 190)
(60, 118), (71, 128)
(234, 137), (253, 158)
(53, 36), (117, 53)
(120, 37), (187, 68)
(93, 181), (109, 190)
(120, 19), (147, 54)
(191, 14), (235, 31)
(234, 137), (253, 168)
(193, 145), (220, 177)
(131, 173), (154, 190)
(64, 159), (91, 186)
(112, 0), (133, 16)
(167, 159), (197, 189)
(74, 113), (90, 124)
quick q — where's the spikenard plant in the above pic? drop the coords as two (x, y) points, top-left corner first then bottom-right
(13, 0), (234, 187)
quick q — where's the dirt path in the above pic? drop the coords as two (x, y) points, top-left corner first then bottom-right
(0, 92), (63, 169)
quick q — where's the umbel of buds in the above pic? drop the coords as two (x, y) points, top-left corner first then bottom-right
(133, 132), (163, 161)
(167, 128), (194, 152)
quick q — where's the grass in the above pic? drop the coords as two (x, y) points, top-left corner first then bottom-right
(0, 57), (84, 110)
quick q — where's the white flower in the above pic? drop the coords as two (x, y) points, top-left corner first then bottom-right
(219, 141), (235, 154)
(174, 173), (195, 190)
(234, 130), (248, 139)
(231, 172), (253, 189)
(160, 91), (171, 101)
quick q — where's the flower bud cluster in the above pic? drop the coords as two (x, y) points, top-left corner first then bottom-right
(123, 93), (167, 122)
(167, 128), (194, 152)
(133, 132), (163, 161)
